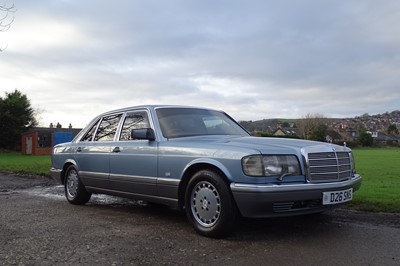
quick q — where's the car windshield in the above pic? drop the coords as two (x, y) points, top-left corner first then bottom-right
(156, 108), (249, 138)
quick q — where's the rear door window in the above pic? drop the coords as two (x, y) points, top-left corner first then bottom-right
(119, 111), (150, 141)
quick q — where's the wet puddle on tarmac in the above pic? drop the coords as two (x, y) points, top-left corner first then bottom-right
(20, 185), (148, 207)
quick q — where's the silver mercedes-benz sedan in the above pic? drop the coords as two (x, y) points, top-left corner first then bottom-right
(50, 105), (362, 237)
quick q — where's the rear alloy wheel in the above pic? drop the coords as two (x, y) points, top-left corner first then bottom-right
(185, 170), (237, 238)
(64, 165), (91, 205)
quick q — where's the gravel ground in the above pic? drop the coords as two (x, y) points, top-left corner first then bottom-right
(1, 172), (399, 265)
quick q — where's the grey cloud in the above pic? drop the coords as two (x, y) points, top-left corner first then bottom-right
(3, 0), (400, 126)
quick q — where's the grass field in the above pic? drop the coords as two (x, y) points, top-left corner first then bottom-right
(0, 152), (51, 176)
(351, 147), (400, 213)
(0, 148), (399, 212)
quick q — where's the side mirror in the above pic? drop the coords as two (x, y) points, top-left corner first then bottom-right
(131, 128), (156, 141)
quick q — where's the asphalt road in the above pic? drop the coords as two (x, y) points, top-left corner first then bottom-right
(1, 172), (399, 265)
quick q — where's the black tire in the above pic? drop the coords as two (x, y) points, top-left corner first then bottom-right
(64, 165), (91, 205)
(185, 169), (237, 238)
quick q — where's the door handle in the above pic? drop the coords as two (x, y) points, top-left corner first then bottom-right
(112, 147), (121, 153)
(77, 147), (82, 152)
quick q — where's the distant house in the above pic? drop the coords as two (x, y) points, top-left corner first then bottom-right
(272, 127), (299, 137)
(371, 132), (399, 145)
(345, 130), (358, 139)
(21, 123), (81, 155)
(325, 130), (344, 143)
(367, 131), (379, 138)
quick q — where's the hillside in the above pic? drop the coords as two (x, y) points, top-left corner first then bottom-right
(239, 110), (400, 134)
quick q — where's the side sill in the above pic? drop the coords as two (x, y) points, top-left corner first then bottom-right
(85, 186), (180, 208)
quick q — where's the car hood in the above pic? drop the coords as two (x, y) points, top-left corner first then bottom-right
(171, 135), (349, 154)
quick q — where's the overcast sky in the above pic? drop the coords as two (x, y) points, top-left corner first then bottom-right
(1, 0), (400, 128)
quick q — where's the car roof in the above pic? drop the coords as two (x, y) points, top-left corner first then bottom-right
(99, 105), (222, 116)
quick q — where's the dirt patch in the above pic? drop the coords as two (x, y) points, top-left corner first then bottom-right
(331, 207), (400, 229)
(0, 171), (58, 191)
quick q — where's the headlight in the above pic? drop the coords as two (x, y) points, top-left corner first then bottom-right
(242, 155), (301, 178)
(242, 155), (264, 176)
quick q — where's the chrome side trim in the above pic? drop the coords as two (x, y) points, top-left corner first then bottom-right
(79, 171), (109, 179)
(109, 173), (157, 184)
(157, 178), (180, 186)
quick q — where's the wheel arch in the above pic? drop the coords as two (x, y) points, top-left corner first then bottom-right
(60, 160), (79, 185)
(177, 159), (233, 209)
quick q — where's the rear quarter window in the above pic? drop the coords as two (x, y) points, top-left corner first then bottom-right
(80, 120), (99, 142)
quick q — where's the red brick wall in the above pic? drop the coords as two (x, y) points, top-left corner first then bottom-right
(34, 147), (52, 155)
(21, 132), (52, 155)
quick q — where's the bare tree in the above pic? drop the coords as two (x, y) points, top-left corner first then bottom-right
(0, 3), (16, 51)
(297, 113), (329, 141)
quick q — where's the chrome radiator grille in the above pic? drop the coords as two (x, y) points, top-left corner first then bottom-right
(307, 152), (352, 182)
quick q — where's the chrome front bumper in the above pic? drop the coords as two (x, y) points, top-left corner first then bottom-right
(230, 174), (362, 218)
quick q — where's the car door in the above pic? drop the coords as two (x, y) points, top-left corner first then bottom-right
(75, 113), (122, 189)
(109, 110), (158, 196)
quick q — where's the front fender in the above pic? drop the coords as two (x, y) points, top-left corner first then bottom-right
(181, 158), (234, 182)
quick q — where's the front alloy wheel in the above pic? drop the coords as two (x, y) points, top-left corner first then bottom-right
(191, 181), (221, 228)
(185, 170), (237, 238)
